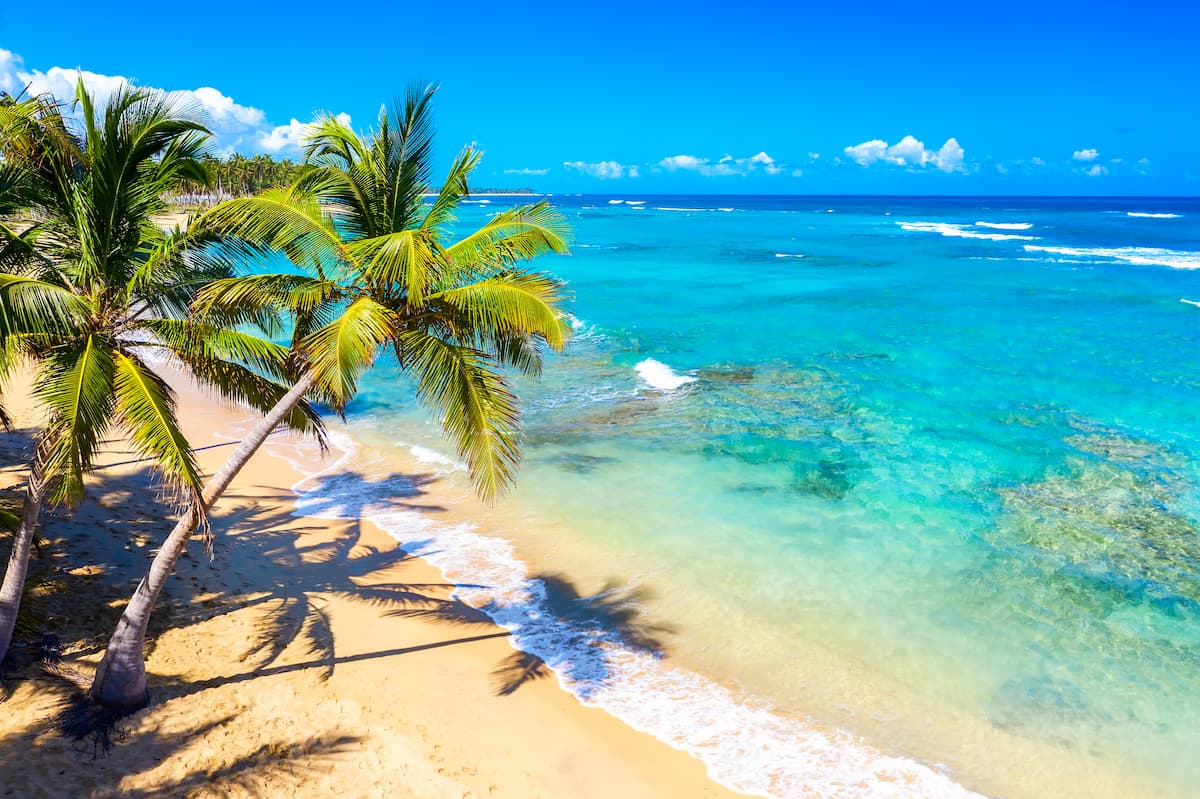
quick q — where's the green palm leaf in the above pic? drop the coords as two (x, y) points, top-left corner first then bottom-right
(343, 229), (439, 305)
(394, 329), (521, 502)
(432, 271), (571, 350)
(137, 318), (294, 381)
(36, 334), (117, 505)
(442, 201), (572, 282)
(0, 273), (86, 338)
(111, 351), (204, 504)
(419, 146), (481, 237)
(166, 350), (327, 450)
(194, 187), (348, 275)
(300, 296), (396, 410)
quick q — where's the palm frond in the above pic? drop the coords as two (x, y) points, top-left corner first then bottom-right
(192, 272), (342, 337)
(36, 334), (117, 505)
(394, 329), (521, 502)
(443, 201), (572, 280)
(301, 114), (368, 171)
(419, 146), (481, 237)
(136, 318), (293, 381)
(193, 187), (347, 275)
(167, 350), (327, 449)
(343, 229), (438, 305)
(110, 350), (203, 504)
(432, 271), (571, 351)
(0, 273), (86, 338)
(299, 296), (396, 411)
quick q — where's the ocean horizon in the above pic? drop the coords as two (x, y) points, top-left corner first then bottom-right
(282, 194), (1200, 798)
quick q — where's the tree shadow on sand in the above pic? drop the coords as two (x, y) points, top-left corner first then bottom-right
(493, 573), (675, 699)
(1, 451), (678, 781)
(0, 685), (362, 798)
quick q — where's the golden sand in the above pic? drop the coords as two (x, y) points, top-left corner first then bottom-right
(0, 378), (739, 799)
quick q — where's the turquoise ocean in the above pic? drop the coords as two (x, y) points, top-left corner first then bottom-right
(289, 196), (1200, 798)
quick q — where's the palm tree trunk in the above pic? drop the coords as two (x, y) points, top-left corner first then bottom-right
(89, 371), (317, 709)
(0, 462), (48, 663)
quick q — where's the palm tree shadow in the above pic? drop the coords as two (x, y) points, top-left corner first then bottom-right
(0, 684), (362, 797)
(292, 469), (448, 518)
(5, 455), (678, 749)
(481, 572), (674, 699)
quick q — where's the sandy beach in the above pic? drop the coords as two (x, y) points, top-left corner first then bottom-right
(0, 375), (740, 799)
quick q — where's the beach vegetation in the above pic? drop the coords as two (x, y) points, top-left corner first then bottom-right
(88, 84), (572, 709)
(0, 85), (320, 668)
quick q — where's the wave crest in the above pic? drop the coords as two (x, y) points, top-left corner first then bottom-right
(899, 221), (1037, 241)
(1023, 244), (1200, 270)
(635, 358), (698, 391)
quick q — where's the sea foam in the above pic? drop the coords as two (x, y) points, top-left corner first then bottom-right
(973, 221), (1033, 230)
(1023, 244), (1200, 270)
(405, 444), (466, 473)
(634, 358), (698, 391)
(284, 432), (988, 799)
(898, 221), (1037, 241)
(1127, 212), (1181, 219)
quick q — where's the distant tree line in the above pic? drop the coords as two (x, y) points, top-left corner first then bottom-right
(174, 154), (537, 206)
(173, 153), (304, 204)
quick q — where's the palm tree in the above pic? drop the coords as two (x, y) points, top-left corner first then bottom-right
(88, 84), (572, 709)
(0, 85), (323, 665)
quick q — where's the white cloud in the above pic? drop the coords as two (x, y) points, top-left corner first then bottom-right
(1073, 148), (1100, 161)
(935, 138), (964, 173)
(259, 113), (352, 153)
(844, 139), (889, 166)
(791, 168), (804, 177)
(1085, 164), (1108, 177)
(192, 86), (265, 127)
(660, 154), (706, 171)
(0, 47), (345, 155)
(1031, 156), (1046, 166)
(843, 135), (966, 173)
(807, 152), (821, 161)
(657, 150), (783, 177)
(502, 167), (550, 176)
(563, 160), (631, 179)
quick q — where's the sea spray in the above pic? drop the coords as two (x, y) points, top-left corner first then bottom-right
(634, 358), (698, 391)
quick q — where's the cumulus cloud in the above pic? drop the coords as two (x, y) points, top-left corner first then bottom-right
(1085, 164), (1108, 177)
(935, 138), (965, 173)
(259, 113), (352, 153)
(843, 135), (966, 173)
(0, 47), (344, 155)
(563, 160), (633, 179)
(502, 167), (550, 176)
(657, 150), (783, 176)
(1073, 148), (1100, 161)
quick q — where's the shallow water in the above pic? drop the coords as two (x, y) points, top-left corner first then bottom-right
(307, 196), (1200, 798)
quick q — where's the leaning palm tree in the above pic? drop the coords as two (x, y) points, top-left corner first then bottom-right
(0, 85), (323, 664)
(89, 84), (572, 709)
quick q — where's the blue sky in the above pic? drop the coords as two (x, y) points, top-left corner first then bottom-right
(2, 0), (1196, 194)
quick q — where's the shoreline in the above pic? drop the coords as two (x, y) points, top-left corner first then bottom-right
(314, 394), (1174, 799)
(2, 364), (1173, 798)
(0, 374), (741, 799)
